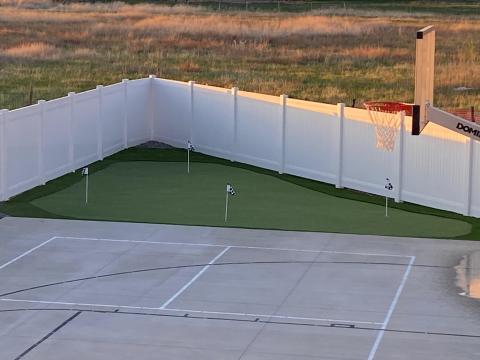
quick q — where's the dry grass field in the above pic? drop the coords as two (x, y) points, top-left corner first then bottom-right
(0, 1), (479, 110)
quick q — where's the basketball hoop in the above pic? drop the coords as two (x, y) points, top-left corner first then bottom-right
(364, 101), (411, 152)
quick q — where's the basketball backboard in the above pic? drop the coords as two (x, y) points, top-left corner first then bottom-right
(412, 25), (435, 135)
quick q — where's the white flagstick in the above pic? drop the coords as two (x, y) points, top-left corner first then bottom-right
(384, 178), (393, 218)
(187, 141), (195, 174)
(224, 183), (236, 222)
(224, 190), (229, 222)
(82, 167), (89, 205)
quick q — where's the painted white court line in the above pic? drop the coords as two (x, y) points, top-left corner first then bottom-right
(0, 298), (160, 312)
(227, 244), (410, 259)
(0, 298), (382, 325)
(55, 236), (411, 259)
(0, 235), (413, 337)
(367, 256), (416, 360)
(165, 307), (383, 325)
(57, 236), (227, 248)
(159, 246), (232, 310)
(0, 236), (57, 270)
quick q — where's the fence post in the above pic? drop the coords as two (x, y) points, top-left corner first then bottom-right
(394, 111), (405, 202)
(0, 109), (8, 200)
(464, 138), (474, 216)
(336, 103), (345, 188)
(231, 87), (238, 162)
(122, 79), (129, 148)
(96, 85), (104, 160)
(68, 92), (75, 172)
(149, 75), (156, 141)
(279, 94), (288, 174)
(188, 80), (195, 144)
(37, 100), (46, 185)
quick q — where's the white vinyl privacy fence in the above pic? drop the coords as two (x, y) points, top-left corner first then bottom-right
(1, 76), (479, 218)
(0, 78), (150, 200)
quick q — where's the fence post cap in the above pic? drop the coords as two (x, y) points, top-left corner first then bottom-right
(188, 80), (196, 85)
(37, 99), (46, 104)
(96, 85), (103, 90)
(122, 78), (129, 83)
(68, 92), (76, 96)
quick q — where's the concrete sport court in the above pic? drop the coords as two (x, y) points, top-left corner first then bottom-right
(0, 217), (479, 360)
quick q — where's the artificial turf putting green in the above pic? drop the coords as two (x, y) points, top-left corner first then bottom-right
(27, 161), (470, 238)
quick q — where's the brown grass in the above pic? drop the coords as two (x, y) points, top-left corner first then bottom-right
(70, 48), (97, 58)
(132, 14), (389, 38)
(0, 0), (53, 8)
(3, 42), (61, 60)
(178, 60), (201, 73)
(0, 1), (478, 110)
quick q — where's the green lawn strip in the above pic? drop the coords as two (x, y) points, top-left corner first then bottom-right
(0, 147), (478, 239)
(29, 161), (469, 238)
(109, 148), (480, 239)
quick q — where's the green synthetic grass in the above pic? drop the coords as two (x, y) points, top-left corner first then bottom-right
(30, 161), (470, 237)
(0, 148), (476, 239)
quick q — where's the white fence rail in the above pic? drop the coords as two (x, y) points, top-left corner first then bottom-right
(1, 76), (479, 218)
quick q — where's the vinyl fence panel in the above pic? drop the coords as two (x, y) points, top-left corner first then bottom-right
(2, 76), (479, 220)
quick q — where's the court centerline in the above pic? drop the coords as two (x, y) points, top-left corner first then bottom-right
(367, 255), (416, 360)
(159, 246), (231, 309)
(0, 236), (57, 270)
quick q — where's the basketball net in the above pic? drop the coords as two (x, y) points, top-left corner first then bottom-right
(364, 102), (410, 152)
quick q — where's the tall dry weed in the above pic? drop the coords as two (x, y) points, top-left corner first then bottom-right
(132, 14), (389, 39)
(3, 42), (61, 60)
(0, 8), (96, 23)
(0, 0), (53, 8)
(0, 3), (478, 109)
